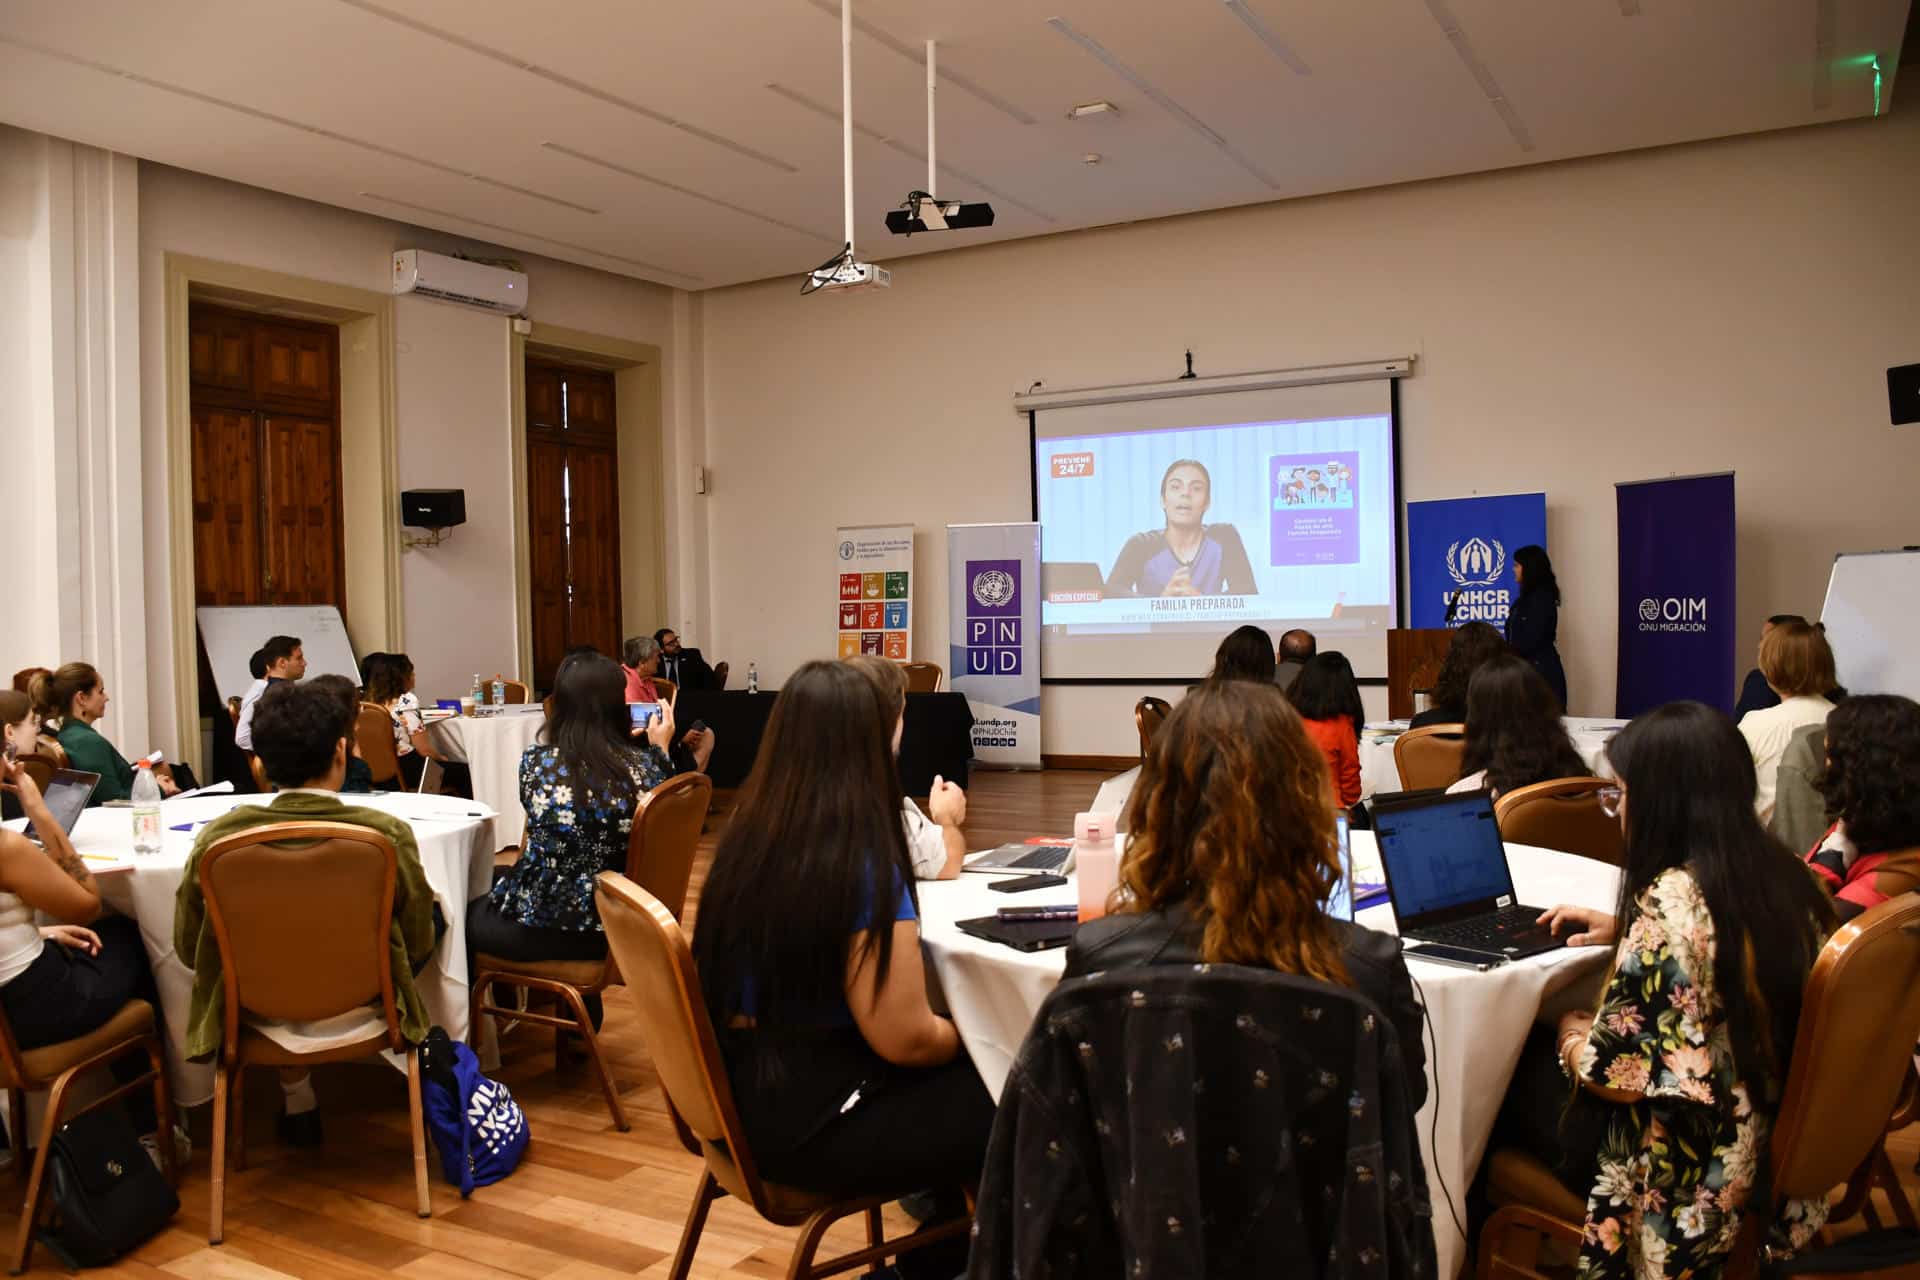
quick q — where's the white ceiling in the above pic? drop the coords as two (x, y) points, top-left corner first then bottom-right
(0, 0), (1908, 291)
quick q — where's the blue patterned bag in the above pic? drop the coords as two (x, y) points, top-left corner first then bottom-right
(418, 1027), (528, 1195)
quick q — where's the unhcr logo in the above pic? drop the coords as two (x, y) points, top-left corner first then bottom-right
(1446, 538), (1506, 587)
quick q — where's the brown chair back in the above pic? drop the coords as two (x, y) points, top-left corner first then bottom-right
(653, 677), (678, 705)
(624, 773), (714, 921)
(34, 737), (67, 770)
(1767, 892), (1920, 1203)
(1394, 723), (1466, 791)
(356, 703), (404, 786)
(197, 822), (405, 1058)
(1494, 778), (1624, 866)
(1134, 696), (1172, 758)
(247, 754), (271, 793)
(499, 679), (530, 705)
(902, 662), (943, 694)
(226, 696), (242, 727)
(594, 873), (772, 1207)
(15, 754), (57, 795)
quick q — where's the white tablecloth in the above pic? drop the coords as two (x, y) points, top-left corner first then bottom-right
(1358, 715), (1628, 799)
(7, 792), (497, 1107)
(425, 708), (546, 848)
(919, 836), (1620, 1280)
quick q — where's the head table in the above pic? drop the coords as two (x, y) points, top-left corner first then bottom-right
(5, 790), (497, 1107)
(917, 833), (1620, 1280)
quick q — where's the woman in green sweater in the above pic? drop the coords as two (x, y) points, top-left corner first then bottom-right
(32, 663), (178, 805)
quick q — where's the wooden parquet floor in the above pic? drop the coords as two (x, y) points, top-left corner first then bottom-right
(9, 766), (1919, 1278)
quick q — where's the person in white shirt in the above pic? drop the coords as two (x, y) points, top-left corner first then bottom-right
(1737, 619), (1839, 824)
(844, 654), (968, 878)
(233, 635), (305, 752)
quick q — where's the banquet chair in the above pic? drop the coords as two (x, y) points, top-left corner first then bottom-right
(594, 873), (970, 1280)
(474, 772), (712, 1131)
(355, 702), (404, 788)
(247, 754), (271, 793)
(1477, 892), (1920, 1280)
(1135, 696), (1172, 759)
(901, 661), (942, 694)
(0, 997), (173, 1273)
(1493, 778), (1624, 867)
(1393, 723), (1466, 792)
(32, 737), (66, 770)
(653, 677), (678, 705)
(14, 753), (57, 795)
(196, 821), (432, 1243)
(499, 678), (530, 704)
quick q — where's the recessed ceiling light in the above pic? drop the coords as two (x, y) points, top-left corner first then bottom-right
(1083, 153), (1104, 165)
(1068, 100), (1119, 119)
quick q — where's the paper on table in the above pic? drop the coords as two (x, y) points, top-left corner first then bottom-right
(167, 780), (236, 802)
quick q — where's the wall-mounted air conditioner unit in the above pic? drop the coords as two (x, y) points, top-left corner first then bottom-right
(391, 250), (528, 315)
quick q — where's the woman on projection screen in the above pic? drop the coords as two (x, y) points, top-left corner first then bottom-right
(1104, 458), (1259, 598)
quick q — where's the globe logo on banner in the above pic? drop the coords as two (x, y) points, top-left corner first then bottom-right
(1446, 537), (1506, 587)
(1638, 596), (1709, 633)
(971, 568), (1016, 610)
(1639, 598), (1661, 622)
(837, 540), (855, 561)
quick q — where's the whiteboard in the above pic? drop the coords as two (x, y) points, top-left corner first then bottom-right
(1820, 549), (1920, 700)
(196, 605), (362, 704)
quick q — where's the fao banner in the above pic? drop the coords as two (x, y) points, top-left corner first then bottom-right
(947, 523), (1041, 768)
(1406, 493), (1547, 630)
(1616, 473), (1736, 717)
(835, 524), (914, 660)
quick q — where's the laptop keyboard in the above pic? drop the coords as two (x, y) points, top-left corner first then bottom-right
(1007, 845), (1071, 871)
(1412, 904), (1546, 950)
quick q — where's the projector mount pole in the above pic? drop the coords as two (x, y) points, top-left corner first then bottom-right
(841, 0), (856, 259)
(926, 40), (937, 200)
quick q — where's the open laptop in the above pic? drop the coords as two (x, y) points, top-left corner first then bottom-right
(21, 770), (101, 847)
(965, 839), (1074, 873)
(1372, 789), (1561, 961)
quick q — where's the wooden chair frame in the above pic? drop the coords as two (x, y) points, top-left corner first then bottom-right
(1134, 696), (1171, 760)
(197, 821), (430, 1243)
(473, 773), (714, 1131)
(12, 754), (58, 796)
(1393, 723), (1466, 792)
(1493, 776), (1625, 867)
(595, 875), (970, 1280)
(0, 997), (173, 1274)
(499, 679), (530, 705)
(901, 661), (943, 694)
(355, 702), (405, 789)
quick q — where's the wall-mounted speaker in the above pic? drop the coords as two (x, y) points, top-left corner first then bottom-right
(400, 488), (467, 529)
(1891, 363), (1920, 427)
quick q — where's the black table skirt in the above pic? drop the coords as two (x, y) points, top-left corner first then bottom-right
(674, 690), (974, 793)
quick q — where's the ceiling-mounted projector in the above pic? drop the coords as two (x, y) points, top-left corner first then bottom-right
(886, 191), (995, 237)
(807, 257), (892, 294)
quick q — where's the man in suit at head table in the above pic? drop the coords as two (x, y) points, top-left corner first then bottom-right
(653, 629), (728, 691)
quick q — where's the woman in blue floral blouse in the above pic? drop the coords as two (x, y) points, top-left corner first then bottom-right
(1495, 702), (1835, 1278)
(466, 652), (684, 1006)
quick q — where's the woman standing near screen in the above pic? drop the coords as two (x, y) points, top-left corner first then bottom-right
(1506, 545), (1568, 711)
(1105, 459), (1259, 598)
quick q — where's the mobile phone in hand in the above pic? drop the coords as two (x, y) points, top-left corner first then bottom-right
(628, 702), (662, 729)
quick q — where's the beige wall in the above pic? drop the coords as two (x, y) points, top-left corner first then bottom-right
(134, 162), (679, 741)
(692, 111), (1920, 755)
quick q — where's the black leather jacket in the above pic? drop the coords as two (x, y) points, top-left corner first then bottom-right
(1064, 902), (1428, 1109)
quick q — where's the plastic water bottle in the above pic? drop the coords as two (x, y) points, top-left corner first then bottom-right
(746, 663), (759, 694)
(491, 674), (506, 707)
(131, 763), (164, 857)
(1073, 811), (1120, 923)
(470, 673), (484, 713)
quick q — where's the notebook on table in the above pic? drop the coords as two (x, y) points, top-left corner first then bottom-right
(1372, 789), (1562, 962)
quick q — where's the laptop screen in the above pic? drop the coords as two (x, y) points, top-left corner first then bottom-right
(1327, 812), (1354, 921)
(1373, 791), (1514, 921)
(22, 770), (101, 846)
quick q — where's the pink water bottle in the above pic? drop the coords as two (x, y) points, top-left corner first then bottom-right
(1074, 811), (1120, 922)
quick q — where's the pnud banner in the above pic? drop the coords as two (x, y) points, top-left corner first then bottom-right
(1406, 493), (1547, 631)
(835, 525), (914, 660)
(1615, 473), (1736, 717)
(948, 523), (1041, 768)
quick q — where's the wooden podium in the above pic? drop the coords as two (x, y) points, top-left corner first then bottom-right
(1387, 629), (1456, 720)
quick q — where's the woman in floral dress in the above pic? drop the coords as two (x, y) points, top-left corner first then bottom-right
(1498, 701), (1835, 1277)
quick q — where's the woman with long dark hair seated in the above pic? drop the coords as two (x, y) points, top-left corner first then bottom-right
(1803, 694), (1920, 921)
(694, 661), (990, 1277)
(1410, 621), (1507, 729)
(1067, 680), (1425, 1105)
(1494, 703), (1834, 1275)
(1505, 544), (1567, 711)
(1448, 653), (1586, 798)
(467, 652), (681, 1003)
(1286, 651), (1367, 809)
(1208, 624), (1277, 684)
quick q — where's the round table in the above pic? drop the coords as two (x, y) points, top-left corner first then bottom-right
(918, 835), (1620, 1280)
(6, 791), (498, 1106)
(1358, 715), (1628, 799)
(425, 707), (547, 848)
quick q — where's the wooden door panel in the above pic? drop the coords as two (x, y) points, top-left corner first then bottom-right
(565, 371), (616, 441)
(526, 439), (572, 688)
(189, 309), (251, 392)
(189, 407), (261, 606)
(567, 446), (623, 659)
(262, 416), (341, 605)
(255, 324), (334, 404)
(526, 365), (564, 435)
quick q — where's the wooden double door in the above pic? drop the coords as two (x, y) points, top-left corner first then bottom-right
(525, 360), (622, 689)
(187, 305), (344, 610)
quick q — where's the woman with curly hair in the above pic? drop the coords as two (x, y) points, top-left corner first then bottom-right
(1409, 621), (1507, 729)
(1449, 653), (1587, 798)
(1063, 680), (1426, 1107)
(1803, 694), (1920, 921)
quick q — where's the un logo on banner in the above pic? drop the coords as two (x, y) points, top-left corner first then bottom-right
(837, 540), (855, 561)
(1446, 537), (1506, 587)
(1639, 598), (1661, 622)
(972, 569), (1016, 609)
